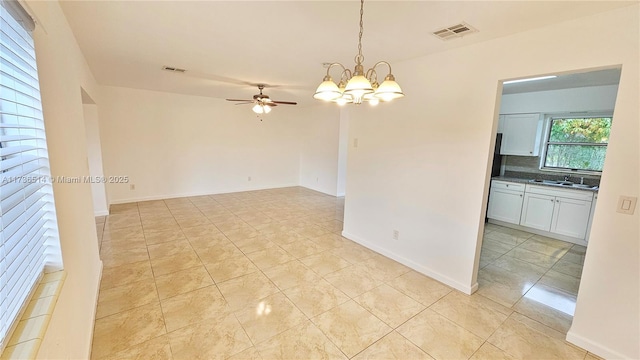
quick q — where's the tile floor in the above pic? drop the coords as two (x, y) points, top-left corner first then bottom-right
(92, 187), (600, 360)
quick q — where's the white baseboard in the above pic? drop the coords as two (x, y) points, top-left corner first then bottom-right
(94, 210), (109, 217)
(488, 219), (588, 246)
(300, 184), (337, 197)
(566, 329), (631, 359)
(109, 183), (300, 204)
(342, 231), (477, 294)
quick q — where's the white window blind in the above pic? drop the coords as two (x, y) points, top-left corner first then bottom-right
(1, 0), (62, 350)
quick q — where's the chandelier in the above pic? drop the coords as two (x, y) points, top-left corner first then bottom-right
(313, 0), (404, 105)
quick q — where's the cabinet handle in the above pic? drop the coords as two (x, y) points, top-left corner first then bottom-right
(556, 200), (560, 203)
(520, 194), (523, 197)
(551, 199), (554, 202)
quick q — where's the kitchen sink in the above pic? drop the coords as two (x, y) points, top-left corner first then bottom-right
(529, 179), (597, 190)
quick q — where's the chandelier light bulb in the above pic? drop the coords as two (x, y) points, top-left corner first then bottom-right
(252, 104), (264, 114)
(263, 105), (272, 114)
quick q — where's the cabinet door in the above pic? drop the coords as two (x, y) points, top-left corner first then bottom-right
(497, 115), (505, 134)
(551, 197), (592, 239)
(520, 193), (555, 231)
(487, 189), (524, 224)
(500, 114), (542, 156)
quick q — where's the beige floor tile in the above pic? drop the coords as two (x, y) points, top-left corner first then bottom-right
(513, 295), (573, 334)
(217, 272), (280, 311)
(561, 246), (586, 265)
(147, 239), (193, 259)
(280, 239), (329, 258)
(232, 235), (277, 254)
(313, 300), (391, 358)
(263, 260), (322, 290)
(552, 258), (584, 278)
(187, 232), (232, 251)
(481, 237), (517, 255)
(100, 260), (154, 290)
(96, 279), (158, 319)
(180, 224), (220, 238)
(246, 246), (294, 270)
(265, 231), (307, 246)
(329, 242), (376, 264)
(143, 221), (182, 233)
(352, 331), (433, 360)
(353, 284), (425, 328)
(255, 321), (346, 360)
(477, 265), (537, 307)
(484, 229), (532, 247)
(310, 233), (350, 249)
(504, 246), (563, 269)
(150, 250), (202, 277)
(160, 285), (229, 332)
(479, 248), (503, 268)
(143, 228), (187, 246)
(102, 225), (145, 243)
(520, 235), (573, 256)
(106, 213), (142, 229)
(430, 291), (511, 339)
(195, 243), (244, 264)
(168, 312), (252, 360)
(223, 227), (260, 242)
(283, 279), (350, 318)
(361, 255), (411, 282)
(491, 255), (548, 279)
(102, 247), (150, 268)
(538, 270), (581, 295)
(300, 250), (352, 276)
(585, 352), (605, 360)
(92, 303), (166, 359)
(487, 313), (586, 359)
(387, 270), (451, 306)
(176, 217), (211, 228)
(227, 346), (263, 360)
(97, 335), (172, 360)
(324, 264), (383, 298)
(155, 265), (214, 300)
(469, 342), (517, 360)
(204, 255), (258, 283)
(235, 292), (308, 345)
(397, 308), (484, 360)
(99, 239), (147, 258)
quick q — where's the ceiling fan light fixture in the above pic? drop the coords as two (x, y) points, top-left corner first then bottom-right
(313, 0), (404, 106)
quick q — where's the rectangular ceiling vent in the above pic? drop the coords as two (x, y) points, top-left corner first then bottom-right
(432, 22), (478, 41)
(162, 65), (186, 73)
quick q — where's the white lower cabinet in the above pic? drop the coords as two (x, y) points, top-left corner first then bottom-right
(487, 181), (524, 224)
(488, 180), (595, 243)
(520, 193), (555, 231)
(551, 196), (592, 239)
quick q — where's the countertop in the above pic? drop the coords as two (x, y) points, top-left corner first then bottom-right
(492, 176), (599, 193)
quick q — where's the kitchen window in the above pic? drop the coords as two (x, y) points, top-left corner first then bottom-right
(541, 116), (612, 173)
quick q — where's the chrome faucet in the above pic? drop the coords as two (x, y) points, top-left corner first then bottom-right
(564, 175), (570, 182)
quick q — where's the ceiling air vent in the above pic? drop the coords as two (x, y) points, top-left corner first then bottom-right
(162, 65), (187, 73)
(432, 22), (478, 41)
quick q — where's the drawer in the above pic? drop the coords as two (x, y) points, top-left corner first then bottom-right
(525, 184), (594, 201)
(491, 180), (525, 192)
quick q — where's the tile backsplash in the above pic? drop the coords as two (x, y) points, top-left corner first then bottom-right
(503, 155), (601, 186)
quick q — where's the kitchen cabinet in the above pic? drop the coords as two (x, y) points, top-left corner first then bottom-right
(585, 194), (598, 243)
(499, 113), (542, 156)
(497, 115), (505, 134)
(487, 181), (524, 224)
(520, 185), (593, 239)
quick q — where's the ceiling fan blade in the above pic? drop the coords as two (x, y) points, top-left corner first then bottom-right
(233, 102), (254, 105)
(271, 101), (298, 105)
(226, 98), (253, 102)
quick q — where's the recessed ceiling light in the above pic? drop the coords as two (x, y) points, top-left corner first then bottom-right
(503, 75), (557, 85)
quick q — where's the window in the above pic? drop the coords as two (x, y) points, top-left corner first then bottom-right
(542, 117), (612, 173)
(1, 0), (62, 350)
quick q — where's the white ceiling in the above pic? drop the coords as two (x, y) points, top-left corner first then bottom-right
(502, 68), (622, 94)
(59, 1), (634, 106)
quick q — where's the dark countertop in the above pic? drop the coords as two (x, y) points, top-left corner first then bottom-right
(492, 176), (599, 193)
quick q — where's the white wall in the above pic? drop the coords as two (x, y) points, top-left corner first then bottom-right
(26, 0), (103, 358)
(342, 5), (638, 359)
(297, 104), (341, 196)
(83, 103), (109, 216)
(336, 108), (349, 197)
(500, 84), (618, 114)
(98, 86), (301, 204)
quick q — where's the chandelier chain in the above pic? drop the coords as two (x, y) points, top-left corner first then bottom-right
(356, 0), (365, 64)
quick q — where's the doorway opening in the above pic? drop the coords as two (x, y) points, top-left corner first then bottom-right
(477, 66), (622, 335)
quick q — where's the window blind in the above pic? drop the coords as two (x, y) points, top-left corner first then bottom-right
(1, 0), (62, 350)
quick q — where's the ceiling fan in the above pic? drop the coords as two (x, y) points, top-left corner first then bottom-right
(226, 84), (297, 114)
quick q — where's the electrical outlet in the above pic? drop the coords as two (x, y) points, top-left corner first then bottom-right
(393, 230), (399, 240)
(248, 176), (252, 181)
(129, 184), (135, 190)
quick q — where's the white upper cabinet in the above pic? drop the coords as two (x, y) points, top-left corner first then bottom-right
(500, 113), (542, 156)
